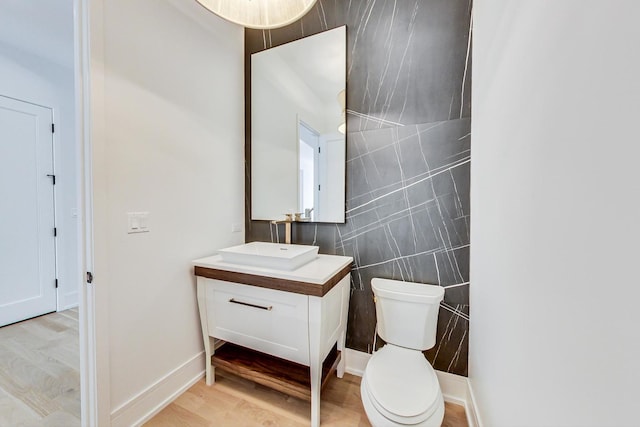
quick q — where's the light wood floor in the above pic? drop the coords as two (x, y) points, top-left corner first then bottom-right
(146, 370), (468, 427)
(0, 309), (80, 426)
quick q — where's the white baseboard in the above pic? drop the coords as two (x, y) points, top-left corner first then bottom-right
(110, 352), (205, 427)
(436, 370), (480, 427)
(344, 348), (480, 427)
(435, 370), (469, 406)
(58, 291), (78, 311)
(466, 379), (483, 427)
(344, 347), (370, 376)
(108, 348), (479, 427)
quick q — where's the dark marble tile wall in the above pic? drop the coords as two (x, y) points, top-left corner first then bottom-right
(245, 0), (472, 376)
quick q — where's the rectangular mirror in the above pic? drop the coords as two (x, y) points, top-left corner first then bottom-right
(251, 26), (346, 223)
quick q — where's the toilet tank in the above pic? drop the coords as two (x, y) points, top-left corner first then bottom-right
(372, 278), (444, 351)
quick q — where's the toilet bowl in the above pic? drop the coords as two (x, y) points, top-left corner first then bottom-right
(361, 278), (445, 427)
(361, 344), (445, 426)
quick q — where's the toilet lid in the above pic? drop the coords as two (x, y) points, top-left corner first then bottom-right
(364, 345), (442, 423)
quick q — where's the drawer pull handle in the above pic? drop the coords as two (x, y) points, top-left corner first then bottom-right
(228, 298), (273, 311)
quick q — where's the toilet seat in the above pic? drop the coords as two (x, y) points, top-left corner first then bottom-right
(363, 345), (442, 424)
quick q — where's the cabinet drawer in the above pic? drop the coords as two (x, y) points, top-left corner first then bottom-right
(205, 279), (310, 365)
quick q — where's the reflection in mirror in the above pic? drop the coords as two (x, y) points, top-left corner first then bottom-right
(251, 26), (346, 223)
(298, 121), (318, 219)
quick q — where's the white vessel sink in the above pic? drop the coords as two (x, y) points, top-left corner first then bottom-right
(218, 242), (319, 271)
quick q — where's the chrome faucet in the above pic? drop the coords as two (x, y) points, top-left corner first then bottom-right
(271, 214), (294, 244)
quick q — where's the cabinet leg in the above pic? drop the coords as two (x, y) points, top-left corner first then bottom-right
(197, 280), (215, 386)
(337, 331), (346, 379)
(205, 357), (214, 386)
(310, 360), (321, 427)
(205, 338), (217, 385)
(337, 358), (345, 379)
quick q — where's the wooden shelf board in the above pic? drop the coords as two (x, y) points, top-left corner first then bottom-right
(194, 264), (351, 297)
(211, 342), (340, 402)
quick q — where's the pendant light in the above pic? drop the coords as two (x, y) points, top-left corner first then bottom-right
(195, 0), (318, 30)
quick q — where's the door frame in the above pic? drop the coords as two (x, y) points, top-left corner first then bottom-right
(76, 0), (110, 424)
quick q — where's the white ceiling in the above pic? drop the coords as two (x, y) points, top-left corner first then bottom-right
(0, 0), (75, 68)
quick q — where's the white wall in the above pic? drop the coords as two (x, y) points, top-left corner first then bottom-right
(89, 0), (244, 421)
(470, 2), (640, 426)
(0, 40), (78, 309)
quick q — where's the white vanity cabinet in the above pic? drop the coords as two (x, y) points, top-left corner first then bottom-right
(205, 280), (311, 365)
(193, 253), (352, 427)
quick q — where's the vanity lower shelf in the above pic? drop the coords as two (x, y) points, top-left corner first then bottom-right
(211, 342), (341, 402)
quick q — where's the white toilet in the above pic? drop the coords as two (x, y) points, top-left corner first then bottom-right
(361, 278), (445, 427)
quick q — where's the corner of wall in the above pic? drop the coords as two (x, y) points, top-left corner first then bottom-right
(110, 353), (205, 427)
(465, 378), (483, 427)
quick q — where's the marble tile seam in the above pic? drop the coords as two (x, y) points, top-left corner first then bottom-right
(343, 209), (434, 242)
(347, 109), (406, 128)
(346, 158), (470, 214)
(356, 144), (469, 186)
(443, 281), (470, 290)
(441, 302), (470, 321)
(336, 218), (469, 252)
(345, 185), (469, 223)
(339, 209), (469, 246)
(346, 121), (451, 162)
(344, 198), (439, 233)
(344, 208), (462, 246)
(348, 243), (470, 271)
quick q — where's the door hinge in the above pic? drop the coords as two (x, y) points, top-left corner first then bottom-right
(55, 279), (58, 289)
(47, 174), (56, 185)
(51, 123), (55, 133)
(53, 227), (57, 237)
(318, 184), (321, 191)
(86, 271), (94, 284)
(318, 146), (321, 153)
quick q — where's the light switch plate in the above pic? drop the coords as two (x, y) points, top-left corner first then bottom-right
(231, 223), (242, 233)
(127, 212), (150, 234)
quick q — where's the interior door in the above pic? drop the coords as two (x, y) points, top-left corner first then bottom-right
(0, 95), (56, 327)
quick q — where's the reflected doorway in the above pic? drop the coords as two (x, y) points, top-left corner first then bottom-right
(298, 120), (319, 221)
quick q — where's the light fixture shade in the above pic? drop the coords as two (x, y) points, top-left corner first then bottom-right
(337, 113), (346, 134)
(196, 0), (318, 30)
